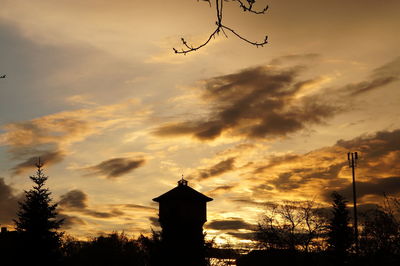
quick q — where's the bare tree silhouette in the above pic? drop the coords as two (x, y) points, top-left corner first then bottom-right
(173, 0), (268, 54)
(255, 200), (325, 252)
(359, 195), (400, 259)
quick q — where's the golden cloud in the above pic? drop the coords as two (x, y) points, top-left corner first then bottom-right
(0, 98), (151, 174)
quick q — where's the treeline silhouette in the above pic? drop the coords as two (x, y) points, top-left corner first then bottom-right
(1, 163), (400, 265)
(61, 231), (162, 266)
(246, 193), (400, 266)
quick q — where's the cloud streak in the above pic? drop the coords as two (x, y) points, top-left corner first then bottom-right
(206, 218), (255, 231)
(190, 157), (236, 181)
(207, 185), (237, 196)
(346, 56), (400, 95)
(11, 150), (65, 175)
(85, 157), (146, 179)
(59, 189), (125, 219)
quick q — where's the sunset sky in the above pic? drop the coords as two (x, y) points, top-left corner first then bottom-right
(1, 0), (400, 244)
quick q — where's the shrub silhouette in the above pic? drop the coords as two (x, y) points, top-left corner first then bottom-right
(62, 232), (146, 266)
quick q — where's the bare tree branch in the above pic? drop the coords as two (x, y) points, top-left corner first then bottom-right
(255, 200), (326, 251)
(173, 0), (268, 55)
(233, 0), (269, 14)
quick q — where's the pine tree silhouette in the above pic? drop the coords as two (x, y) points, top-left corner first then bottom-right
(14, 159), (64, 265)
(327, 192), (353, 264)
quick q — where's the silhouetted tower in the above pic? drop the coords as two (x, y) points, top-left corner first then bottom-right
(348, 152), (359, 253)
(153, 177), (213, 266)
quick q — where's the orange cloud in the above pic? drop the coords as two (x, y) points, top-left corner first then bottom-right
(0, 98), (150, 174)
(238, 129), (400, 204)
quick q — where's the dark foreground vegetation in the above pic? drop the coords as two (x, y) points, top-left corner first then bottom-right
(247, 193), (400, 266)
(1, 163), (399, 265)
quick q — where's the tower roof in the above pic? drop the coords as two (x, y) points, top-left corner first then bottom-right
(153, 179), (213, 202)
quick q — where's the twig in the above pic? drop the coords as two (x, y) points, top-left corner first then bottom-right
(173, 0), (268, 54)
(234, 0), (269, 14)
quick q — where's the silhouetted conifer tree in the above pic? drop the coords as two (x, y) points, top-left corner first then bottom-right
(327, 192), (352, 263)
(14, 160), (64, 265)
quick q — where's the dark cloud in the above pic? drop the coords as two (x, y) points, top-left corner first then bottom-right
(347, 77), (397, 96)
(335, 129), (400, 178)
(59, 189), (124, 220)
(0, 178), (22, 224)
(154, 64), (337, 141)
(83, 209), (124, 218)
(208, 185), (237, 196)
(346, 57), (400, 95)
(154, 57), (400, 142)
(230, 197), (270, 207)
(322, 129), (400, 183)
(59, 189), (88, 209)
(273, 172), (300, 191)
(271, 162), (346, 192)
(58, 213), (86, 229)
(149, 216), (160, 228)
(193, 157), (236, 180)
(303, 163), (345, 180)
(85, 157), (146, 178)
(206, 218), (255, 230)
(122, 204), (156, 211)
(11, 149), (65, 175)
(226, 232), (255, 240)
(373, 56), (400, 78)
(336, 129), (400, 157)
(325, 177), (400, 202)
